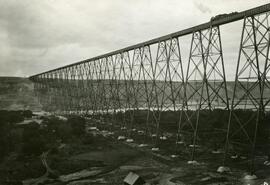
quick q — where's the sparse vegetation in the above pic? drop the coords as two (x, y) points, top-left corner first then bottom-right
(0, 110), (89, 183)
(0, 109), (269, 184)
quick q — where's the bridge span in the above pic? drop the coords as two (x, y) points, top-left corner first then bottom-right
(30, 3), (270, 175)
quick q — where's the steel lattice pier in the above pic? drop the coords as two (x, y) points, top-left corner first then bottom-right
(30, 4), (270, 175)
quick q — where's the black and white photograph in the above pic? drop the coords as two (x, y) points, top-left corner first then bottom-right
(0, 0), (270, 184)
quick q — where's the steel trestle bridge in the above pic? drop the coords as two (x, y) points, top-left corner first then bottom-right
(30, 4), (270, 175)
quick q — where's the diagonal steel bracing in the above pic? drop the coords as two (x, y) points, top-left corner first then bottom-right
(30, 4), (270, 175)
(224, 12), (270, 174)
(180, 26), (229, 161)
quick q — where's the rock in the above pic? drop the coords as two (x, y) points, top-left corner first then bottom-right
(108, 131), (114, 135)
(170, 154), (179, 158)
(121, 126), (127, 130)
(176, 141), (184, 144)
(138, 144), (148, 147)
(89, 126), (97, 130)
(189, 144), (199, 148)
(230, 155), (238, 159)
(151, 134), (157, 137)
(163, 132), (173, 138)
(212, 150), (222, 154)
(160, 136), (167, 140)
(243, 174), (257, 180)
(118, 136), (126, 140)
(151, 147), (159, 151)
(126, 139), (134, 143)
(187, 160), (199, 165)
(240, 156), (247, 160)
(217, 166), (231, 173)
(57, 115), (68, 121)
(263, 160), (270, 166)
(171, 167), (183, 172)
(120, 165), (144, 170)
(59, 168), (102, 182)
(200, 177), (211, 181)
(123, 172), (145, 185)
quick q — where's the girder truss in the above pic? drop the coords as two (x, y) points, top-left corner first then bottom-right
(30, 10), (270, 174)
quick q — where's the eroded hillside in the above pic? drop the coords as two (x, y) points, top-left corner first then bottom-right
(0, 77), (41, 111)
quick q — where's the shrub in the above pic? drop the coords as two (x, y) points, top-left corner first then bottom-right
(67, 116), (86, 137)
(22, 122), (45, 156)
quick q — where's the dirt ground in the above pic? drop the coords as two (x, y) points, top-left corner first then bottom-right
(47, 118), (270, 185)
(17, 115), (270, 185)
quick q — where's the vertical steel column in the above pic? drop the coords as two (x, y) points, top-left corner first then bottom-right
(113, 54), (125, 127)
(182, 26), (228, 162)
(131, 46), (155, 142)
(141, 46), (155, 141)
(224, 12), (270, 174)
(152, 38), (185, 148)
(120, 51), (134, 134)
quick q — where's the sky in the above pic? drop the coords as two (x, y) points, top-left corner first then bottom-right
(0, 0), (269, 78)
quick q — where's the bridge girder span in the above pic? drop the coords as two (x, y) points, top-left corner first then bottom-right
(31, 7), (270, 175)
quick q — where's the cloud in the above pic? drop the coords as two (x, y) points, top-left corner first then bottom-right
(0, 0), (269, 78)
(193, 1), (212, 14)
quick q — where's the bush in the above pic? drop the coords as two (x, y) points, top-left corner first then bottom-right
(67, 116), (86, 137)
(0, 110), (24, 124)
(82, 134), (93, 144)
(0, 122), (9, 160)
(22, 122), (45, 156)
(22, 110), (33, 118)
